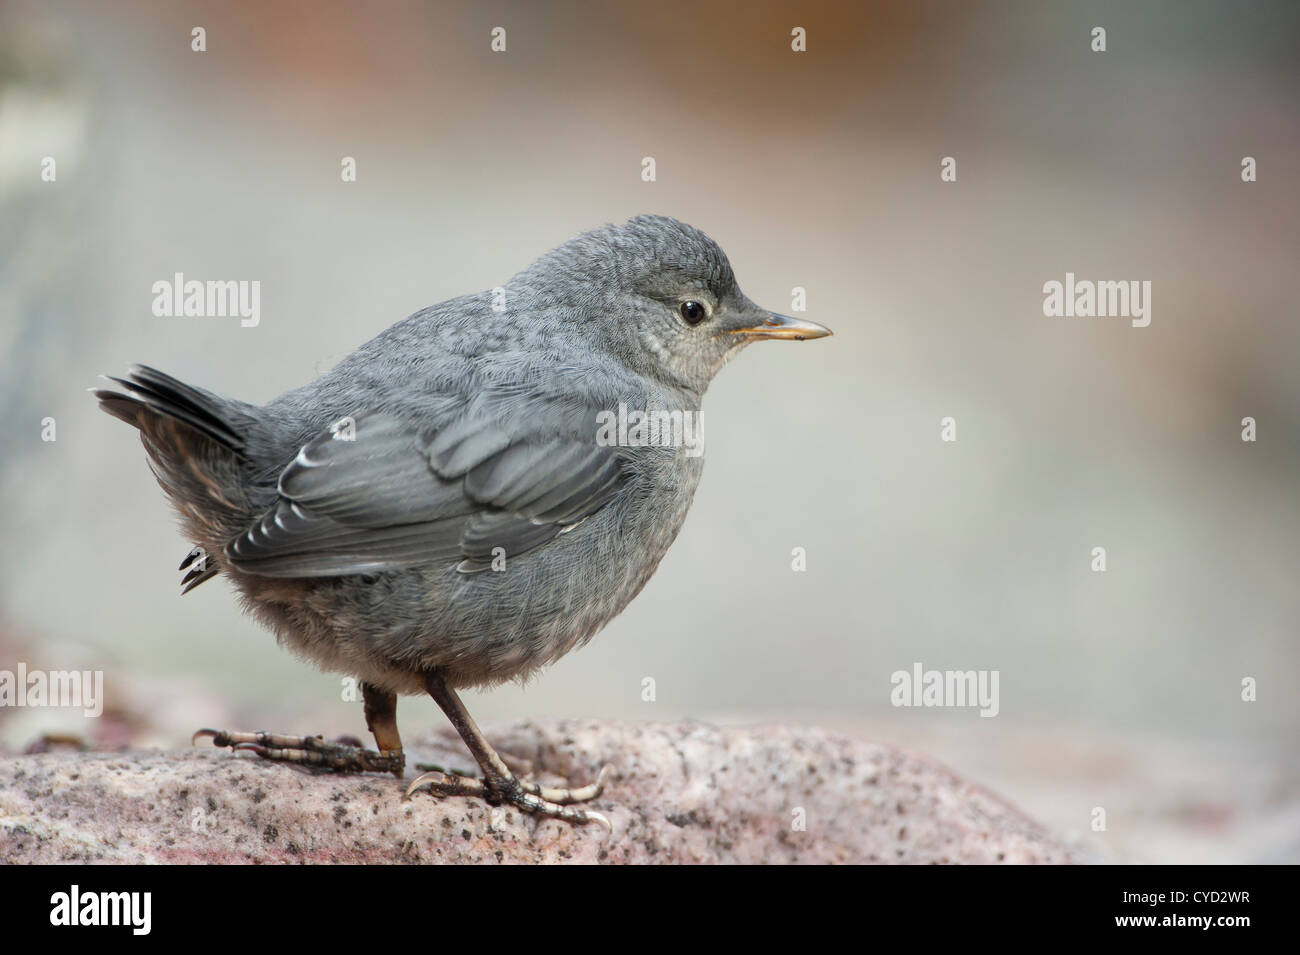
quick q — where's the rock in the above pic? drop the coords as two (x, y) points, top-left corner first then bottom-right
(0, 720), (1087, 864)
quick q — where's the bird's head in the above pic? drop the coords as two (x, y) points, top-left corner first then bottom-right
(513, 215), (832, 395)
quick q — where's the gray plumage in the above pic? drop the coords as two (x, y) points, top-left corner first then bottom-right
(96, 215), (830, 697)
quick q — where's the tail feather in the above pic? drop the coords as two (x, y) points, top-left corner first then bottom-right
(95, 364), (250, 454)
(95, 365), (262, 594)
(94, 391), (147, 429)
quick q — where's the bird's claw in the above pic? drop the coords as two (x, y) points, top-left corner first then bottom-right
(405, 763), (612, 832)
(193, 727), (405, 776)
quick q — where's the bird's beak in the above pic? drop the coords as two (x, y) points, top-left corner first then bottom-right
(727, 312), (833, 341)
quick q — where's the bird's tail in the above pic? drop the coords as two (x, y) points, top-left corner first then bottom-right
(95, 364), (250, 453)
(94, 365), (262, 590)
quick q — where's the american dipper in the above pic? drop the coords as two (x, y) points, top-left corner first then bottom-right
(95, 215), (831, 827)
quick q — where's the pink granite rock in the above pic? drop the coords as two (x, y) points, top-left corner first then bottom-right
(0, 720), (1086, 864)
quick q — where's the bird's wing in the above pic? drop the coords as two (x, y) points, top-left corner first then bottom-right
(224, 410), (626, 577)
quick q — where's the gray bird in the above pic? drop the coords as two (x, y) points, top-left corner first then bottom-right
(95, 215), (831, 827)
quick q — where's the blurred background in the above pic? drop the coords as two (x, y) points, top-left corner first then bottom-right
(1, 0), (1297, 863)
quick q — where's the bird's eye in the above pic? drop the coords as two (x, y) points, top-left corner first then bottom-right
(679, 300), (707, 325)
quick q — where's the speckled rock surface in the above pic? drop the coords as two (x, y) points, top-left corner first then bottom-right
(0, 720), (1087, 863)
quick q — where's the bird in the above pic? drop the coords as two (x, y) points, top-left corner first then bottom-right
(94, 214), (832, 827)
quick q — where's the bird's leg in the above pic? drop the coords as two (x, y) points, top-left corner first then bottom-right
(406, 670), (611, 829)
(361, 683), (406, 777)
(194, 682), (406, 777)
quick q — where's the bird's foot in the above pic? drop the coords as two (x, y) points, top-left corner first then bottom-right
(405, 763), (612, 830)
(193, 728), (405, 777)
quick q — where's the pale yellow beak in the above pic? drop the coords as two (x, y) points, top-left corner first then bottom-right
(727, 312), (833, 341)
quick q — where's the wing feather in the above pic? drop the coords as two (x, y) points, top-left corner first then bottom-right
(225, 410), (626, 578)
